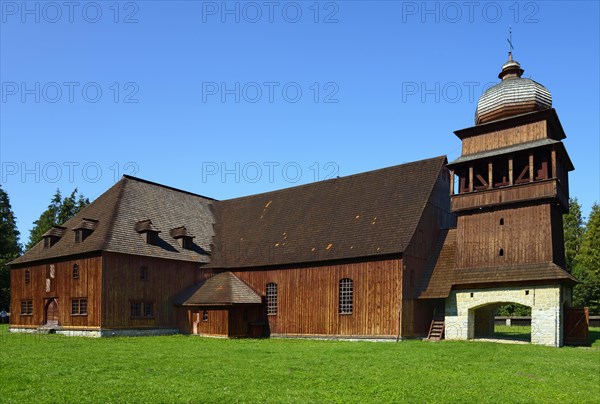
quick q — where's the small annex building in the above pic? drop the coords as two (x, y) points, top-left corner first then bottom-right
(9, 54), (581, 346)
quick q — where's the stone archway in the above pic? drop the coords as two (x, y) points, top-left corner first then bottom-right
(471, 301), (532, 341)
(445, 284), (567, 347)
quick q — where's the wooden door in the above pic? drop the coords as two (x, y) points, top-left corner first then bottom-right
(564, 306), (589, 346)
(46, 299), (59, 325)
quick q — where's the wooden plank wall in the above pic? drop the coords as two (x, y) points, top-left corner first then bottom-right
(228, 306), (263, 337)
(10, 256), (102, 329)
(101, 252), (201, 328)
(231, 257), (402, 338)
(462, 121), (547, 155)
(188, 308), (229, 336)
(402, 299), (439, 337)
(456, 203), (555, 268)
(176, 306), (263, 337)
(174, 306), (193, 334)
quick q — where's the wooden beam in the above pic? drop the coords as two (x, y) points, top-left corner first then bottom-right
(529, 154), (534, 183)
(449, 169), (454, 195)
(516, 165), (530, 184)
(468, 166), (474, 192)
(551, 149), (557, 179)
(488, 162), (493, 190)
(508, 157), (514, 186)
(475, 174), (488, 190)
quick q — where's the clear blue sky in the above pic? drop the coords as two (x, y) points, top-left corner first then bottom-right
(1, 1), (599, 245)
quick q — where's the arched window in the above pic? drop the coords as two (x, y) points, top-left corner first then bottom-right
(499, 248), (504, 257)
(72, 264), (79, 279)
(24, 269), (31, 284)
(266, 283), (277, 315)
(339, 278), (353, 314)
(499, 218), (504, 226)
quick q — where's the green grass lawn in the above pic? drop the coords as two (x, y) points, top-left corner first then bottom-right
(1, 325), (598, 403)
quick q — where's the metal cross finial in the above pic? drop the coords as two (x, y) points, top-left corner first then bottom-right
(507, 26), (514, 59)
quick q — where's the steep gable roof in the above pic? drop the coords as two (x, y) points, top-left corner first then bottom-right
(174, 272), (262, 306)
(11, 176), (215, 265)
(210, 156), (447, 268)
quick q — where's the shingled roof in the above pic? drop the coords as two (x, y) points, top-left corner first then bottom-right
(11, 176), (215, 265)
(12, 156), (446, 268)
(417, 229), (577, 298)
(174, 272), (262, 306)
(210, 156), (447, 268)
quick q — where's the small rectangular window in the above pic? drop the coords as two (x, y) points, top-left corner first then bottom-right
(131, 302), (141, 317)
(140, 266), (148, 281)
(131, 301), (154, 318)
(75, 230), (82, 243)
(143, 302), (154, 318)
(202, 310), (208, 322)
(25, 269), (31, 284)
(71, 298), (88, 315)
(20, 300), (33, 315)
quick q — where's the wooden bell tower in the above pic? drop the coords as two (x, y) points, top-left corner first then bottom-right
(447, 55), (574, 272)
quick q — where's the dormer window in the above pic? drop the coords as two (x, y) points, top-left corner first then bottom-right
(73, 219), (98, 243)
(42, 226), (66, 248)
(135, 219), (160, 245)
(169, 226), (195, 250)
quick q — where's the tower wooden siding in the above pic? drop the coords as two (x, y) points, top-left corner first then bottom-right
(10, 255), (103, 329)
(455, 203), (563, 269)
(461, 120), (548, 155)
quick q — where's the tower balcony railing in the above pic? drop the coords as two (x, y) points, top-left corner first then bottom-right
(450, 178), (568, 212)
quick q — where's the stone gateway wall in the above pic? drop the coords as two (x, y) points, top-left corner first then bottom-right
(445, 285), (569, 347)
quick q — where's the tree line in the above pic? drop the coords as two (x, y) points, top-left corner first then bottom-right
(0, 187), (89, 310)
(0, 187), (598, 314)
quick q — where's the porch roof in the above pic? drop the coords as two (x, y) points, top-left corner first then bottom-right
(174, 272), (262, 306)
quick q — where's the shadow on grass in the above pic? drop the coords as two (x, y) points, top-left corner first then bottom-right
(493, 325), (531, 342)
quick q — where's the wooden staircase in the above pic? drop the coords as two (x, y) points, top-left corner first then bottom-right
(427, 314), (445, 341)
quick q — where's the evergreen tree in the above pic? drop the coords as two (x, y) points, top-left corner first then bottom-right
(563, 198), (584, 272)
(572, 203), (600, 314)
(0, 186), (22, 311)
(26, 188), (90, 250)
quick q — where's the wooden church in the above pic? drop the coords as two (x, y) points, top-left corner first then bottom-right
(9, 53), (580, 346)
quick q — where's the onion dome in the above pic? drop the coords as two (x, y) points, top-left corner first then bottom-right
(475, 54), (552, 125)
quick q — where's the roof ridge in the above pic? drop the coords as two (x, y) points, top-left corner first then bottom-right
(219, 155), (448, 204)
(122, 175), (216, 201)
